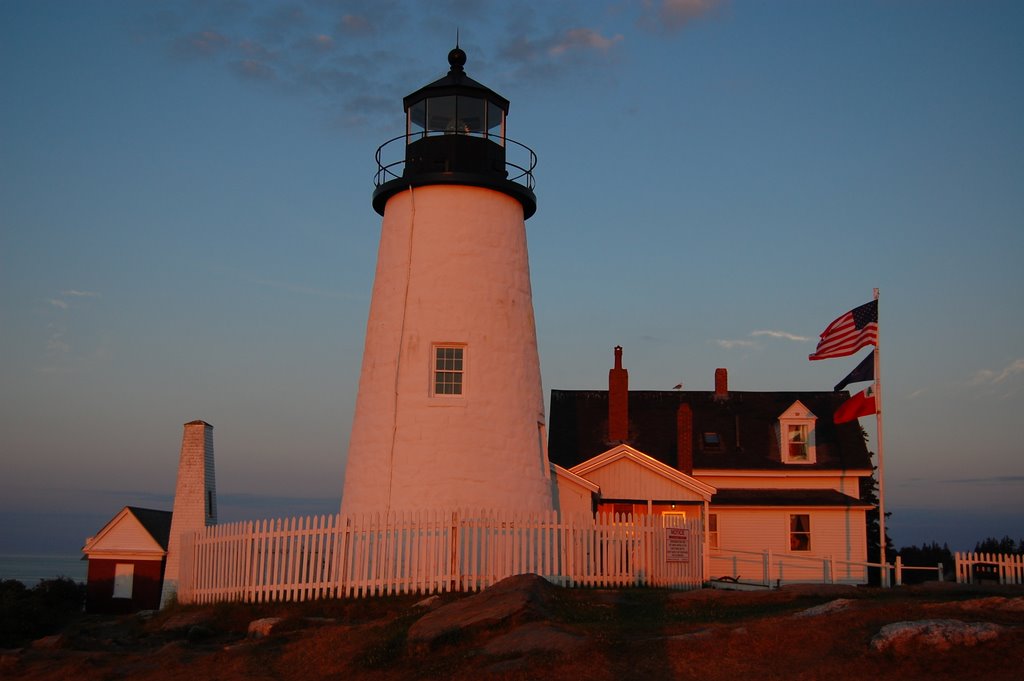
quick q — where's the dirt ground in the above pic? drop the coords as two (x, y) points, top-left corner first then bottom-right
(2, 581), (1022, 681)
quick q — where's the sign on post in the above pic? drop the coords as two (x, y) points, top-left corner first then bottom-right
(666, 527), (690, 563)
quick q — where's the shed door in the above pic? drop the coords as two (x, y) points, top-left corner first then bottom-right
(113, 563), (134, 599)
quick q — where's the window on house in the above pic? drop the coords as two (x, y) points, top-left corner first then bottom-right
(790, 514), (811, 552)
(662, 511), (687, 527)
(787, 424), (808, 461)
(113, 563), (134, 599)
(708, 513), (719, 549)
(433, 345), (465, 396)
(702, 432), (721, 450)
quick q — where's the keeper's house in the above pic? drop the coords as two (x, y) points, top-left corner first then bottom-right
(81, 506), (171, 612)
(548, 347), (875, 584)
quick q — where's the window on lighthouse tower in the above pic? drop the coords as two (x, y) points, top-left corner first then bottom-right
(433, 345), (465, 396)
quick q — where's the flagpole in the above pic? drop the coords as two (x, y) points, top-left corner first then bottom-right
(873, 287), (888, 586)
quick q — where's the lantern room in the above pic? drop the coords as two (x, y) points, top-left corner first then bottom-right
(372, 47), (537, 218)
(404, 46), (507, 141)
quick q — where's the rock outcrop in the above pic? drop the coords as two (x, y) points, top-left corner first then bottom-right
(870, 619), (1005, 652)
(407, 573), (557, 646)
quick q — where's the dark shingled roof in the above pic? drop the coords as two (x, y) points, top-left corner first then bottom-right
(548, 389), (872, 473)
(712, 489), (872, 508)
(126, 507), (173, 550)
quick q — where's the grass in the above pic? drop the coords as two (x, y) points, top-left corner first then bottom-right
(6, 582), (1023, 681)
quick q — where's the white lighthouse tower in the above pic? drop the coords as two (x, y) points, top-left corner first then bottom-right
(340, 47), (553, 516)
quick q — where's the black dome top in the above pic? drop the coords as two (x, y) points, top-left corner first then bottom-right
(402, 48), (509, 114)
(448, 46), (467, 71)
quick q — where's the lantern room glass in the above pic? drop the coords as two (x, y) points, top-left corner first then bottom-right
(406, 95), (505, 146)
(408, 100), (426, 139)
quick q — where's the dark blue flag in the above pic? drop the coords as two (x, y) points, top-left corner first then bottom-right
(834, 351), (874, 392)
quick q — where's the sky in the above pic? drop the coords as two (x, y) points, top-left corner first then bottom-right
(1, 0), (1022, 556)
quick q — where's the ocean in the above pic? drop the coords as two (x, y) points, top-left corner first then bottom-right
(0, 554), (88, 587)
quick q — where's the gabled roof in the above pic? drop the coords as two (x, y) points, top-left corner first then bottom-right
(551, 463), (601, 494)
(82, 506), (172, 556)
(126, 507), (172, 548)
(549, 389), (873, 473)
(570, 444), (717, 500)
(779, 400), (815, 420)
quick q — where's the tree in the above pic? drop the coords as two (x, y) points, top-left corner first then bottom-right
(859, 444), (894, 586)
(0, 577), (84, 648)
(896, 542), (953, 583)
(974, 536), (1023, 554)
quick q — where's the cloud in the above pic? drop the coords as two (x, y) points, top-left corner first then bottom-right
(500, 26), (623, 68)
(232, 59), (276, 81)
(968, 358), (1024, 386)
(146, 2), (636, 129)
(993, 358), (1024, 384)
(944, 475), (1024, 486)
(48, 289), (99, 310)
(238, 39), (277, 61)
(339, 14), (374, 36)
(548, 28), (623, 57)
(715, 328), (808, 350)
(751, 329), (810, 342)
(46, 332), (69, 355)
(308, 34), (334, 51)
(716, 339), (756, 350)
(640, 0), (724, 33)
(38, 289), (102, 371)
(173, 30), (231, 57)
(257, 4), (310, 39)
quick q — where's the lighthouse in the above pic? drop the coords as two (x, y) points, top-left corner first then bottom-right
(340, 47), (553, 516)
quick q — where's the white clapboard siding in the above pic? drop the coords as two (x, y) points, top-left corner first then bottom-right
(709, 508), (867, 585)
(584, 459), (707, 502)
(85, 509), (165, 556)
(176, 509), (704, 604)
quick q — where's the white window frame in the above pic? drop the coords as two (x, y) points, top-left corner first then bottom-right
(708, 513), (719, 549)
(786, 423), (810, 461)
(431, 344), (466, 397)
(789, 514), (811, 552)
(779, 402), (817, 464)
(112, 563), (134, 599)
(662, 510), (687, 527)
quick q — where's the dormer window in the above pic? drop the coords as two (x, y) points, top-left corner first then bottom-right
(702, 432), (721, 451)
(787, 425), (808, 461)
(779, 401), (817, 464)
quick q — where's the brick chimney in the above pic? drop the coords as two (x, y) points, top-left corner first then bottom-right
(608, 346), (629, 442)
(714, 368), (728, 399)
(676, 403), (693, 474)
(160, 420), (217, 608)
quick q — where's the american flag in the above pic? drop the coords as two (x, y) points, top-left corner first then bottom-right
(809, 300), (878, 360)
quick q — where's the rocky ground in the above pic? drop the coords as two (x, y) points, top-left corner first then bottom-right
(2, 576), (1022, 680)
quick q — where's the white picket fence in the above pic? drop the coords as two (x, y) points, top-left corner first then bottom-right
(710, 547), (871, 586)
(177, 510), (704, 604)
(954, 551), (1024, 585)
